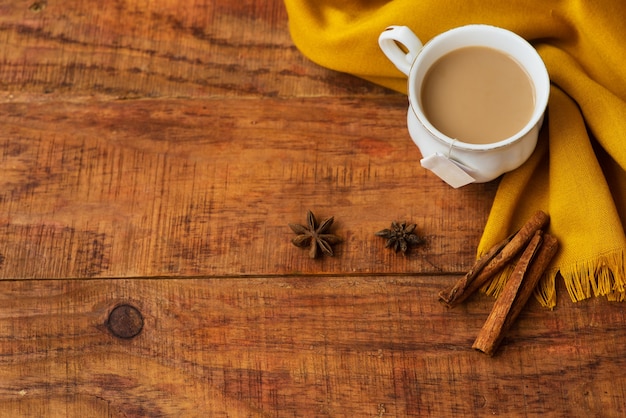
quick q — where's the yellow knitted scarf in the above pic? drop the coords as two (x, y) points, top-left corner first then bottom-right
(284, 0), (626, 307)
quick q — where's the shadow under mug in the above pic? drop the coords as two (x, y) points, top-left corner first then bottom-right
(379, 25), (550, 188)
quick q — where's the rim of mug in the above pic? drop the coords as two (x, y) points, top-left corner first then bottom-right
(407, 24), (550, 151)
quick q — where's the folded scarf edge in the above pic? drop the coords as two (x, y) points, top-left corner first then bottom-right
(480, 246), (625, 309)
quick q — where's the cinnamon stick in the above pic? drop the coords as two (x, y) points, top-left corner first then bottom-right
(498, 233), (559, 342)
(473, 232), (559, 356)
(438, 232), (514, 307)
(439, 210), (549, 308)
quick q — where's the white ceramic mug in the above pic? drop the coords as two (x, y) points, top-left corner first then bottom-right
(378, 25), (550, 187)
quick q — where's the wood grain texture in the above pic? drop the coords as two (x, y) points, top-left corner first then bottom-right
(0, 97), (496, 279)
(0, 0), (393, 98)
(0, 0), (623, 416)
(2, 278), (626, 417)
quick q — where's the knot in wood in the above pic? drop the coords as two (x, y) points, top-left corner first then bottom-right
(107, 304), (144, 339)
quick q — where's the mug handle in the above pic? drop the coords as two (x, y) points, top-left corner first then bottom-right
(378, 26), (424, 76)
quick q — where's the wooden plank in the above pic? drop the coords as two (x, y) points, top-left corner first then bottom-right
(4, 0), (615, 416)
(0, 0), (393, 99)
(1, 278), (625, 417)
(0, 97), (497, 279)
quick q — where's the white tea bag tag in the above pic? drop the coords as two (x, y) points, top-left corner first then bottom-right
(420, 153), (476, 188)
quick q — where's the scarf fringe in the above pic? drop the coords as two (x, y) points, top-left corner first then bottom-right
(481, 249), (625, 309)
(559, 249), (626, 303)
(534, 270), (558, 309)
(481, 263), (515, 299)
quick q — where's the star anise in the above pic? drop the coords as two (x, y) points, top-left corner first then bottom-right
(289, 210), (342, 258)
(375, 221), (424, 255)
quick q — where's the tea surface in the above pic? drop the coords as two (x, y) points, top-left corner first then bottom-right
(420, 46), (535, 144)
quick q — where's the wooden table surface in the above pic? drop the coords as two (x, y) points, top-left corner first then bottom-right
(1, 1), (625, 417)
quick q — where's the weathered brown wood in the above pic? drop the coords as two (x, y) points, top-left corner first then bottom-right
(1, 278), (626, 417)
(0, 0), (623, 416)
(0, 0), (394, 99)
(0, 97), (496, 279)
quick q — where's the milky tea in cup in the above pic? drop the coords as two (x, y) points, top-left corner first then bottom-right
(420, 46), (535, 145)
(378, 25), (550, 187)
